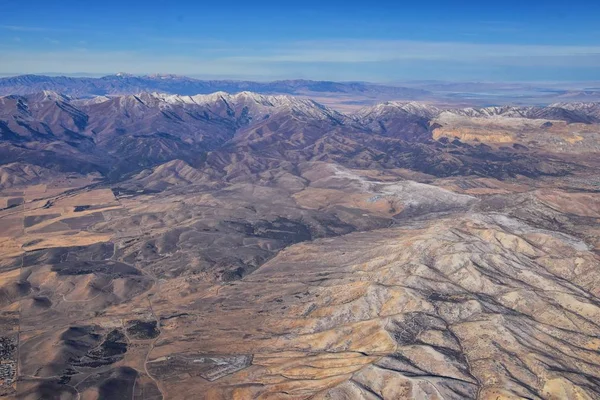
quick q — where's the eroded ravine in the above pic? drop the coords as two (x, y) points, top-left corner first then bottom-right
(138, 212), (600, 399)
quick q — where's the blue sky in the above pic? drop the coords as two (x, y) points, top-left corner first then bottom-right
(1, 0), (599, 81)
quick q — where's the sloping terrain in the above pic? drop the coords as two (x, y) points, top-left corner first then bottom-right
(3, 75), (600, 108)
(2, 92), (597, 182)
(0, 75), (431, 109)
(1, 92), (600, 399)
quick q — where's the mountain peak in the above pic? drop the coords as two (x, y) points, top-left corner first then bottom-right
(126, 91), (342, 121)
(146, 73), (189, 80)
(549, 102), (600, 118)
(18, 90), (72, 103)
(355, 101), (441, 120)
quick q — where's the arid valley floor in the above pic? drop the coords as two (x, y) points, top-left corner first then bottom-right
(1, 85), (600, 399)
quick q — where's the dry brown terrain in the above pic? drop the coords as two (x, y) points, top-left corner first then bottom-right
(1, 93), (600, 399)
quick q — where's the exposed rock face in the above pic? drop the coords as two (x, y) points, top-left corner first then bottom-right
(143, 212), (599, 399)
(2, 92), (598, 184)
(1, 91), (600, 399)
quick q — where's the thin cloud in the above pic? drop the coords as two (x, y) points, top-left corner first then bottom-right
(43, 38), (61, 45)
(1, 39), (599, 81)
(147, 37), (231, 45)
(228, 40), (600, 63)
(0, 24), (68, 32)
(0, 50), (273, 77)
(475, 20), (525, 33)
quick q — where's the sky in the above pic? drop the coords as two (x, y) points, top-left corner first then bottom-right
(1, 0), (600, 82)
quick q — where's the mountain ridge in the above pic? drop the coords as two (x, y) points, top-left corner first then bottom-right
(5, 90), (600, 121)
(0, 74), (431, 100)
(1, 90), (598, 183)
(2, 86), (600, 399)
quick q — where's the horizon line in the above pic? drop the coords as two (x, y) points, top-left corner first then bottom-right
(1, 72), (600, 86)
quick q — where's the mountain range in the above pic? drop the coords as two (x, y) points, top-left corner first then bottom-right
(2, 91), (598, 184)
(2, 88), (600, 399)
(3, 75), (600, 109)
(0, 74), (430, 102)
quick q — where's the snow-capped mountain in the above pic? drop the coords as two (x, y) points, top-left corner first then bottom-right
(355, 101), (600, 126)
(0, 74), (431, 99)
(1, 89), (599, 183)
(549, 102), (600, 119)
(353, 101), (441, 139)
(355, 101), (441, 120)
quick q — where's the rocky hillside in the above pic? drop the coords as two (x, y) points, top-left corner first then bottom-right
(1, 91), (600, 399)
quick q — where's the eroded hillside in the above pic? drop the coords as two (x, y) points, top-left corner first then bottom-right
(1, 93), (600, 399)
